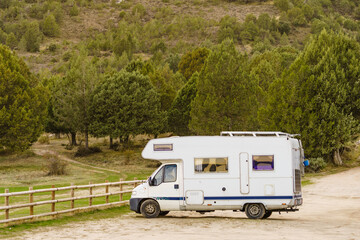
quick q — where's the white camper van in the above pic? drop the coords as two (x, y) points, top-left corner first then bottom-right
(130, 131), (304, 219)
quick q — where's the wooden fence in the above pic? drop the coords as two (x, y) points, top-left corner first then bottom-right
(0, 178), (144, 224)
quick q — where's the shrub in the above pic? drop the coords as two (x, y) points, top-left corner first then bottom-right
(278, 21), (291, 34)
(23, 21), (42, 52)
(38, 135), (50, 144)
(69, 4), (79, 16)
(47, 158), (67, 175)
(311, 19), (329, 34)
(5, 32), (17, 49)
(42, 14), (60, 37)
(48, 43), (58, 52)
(74, 145), (102, 157)
(305, 157), (327, 173)
(274, 0), (289, 12)
(132, 3), (146, 17)
(343, 19), (358, 31)
(287, 7), (307, 26)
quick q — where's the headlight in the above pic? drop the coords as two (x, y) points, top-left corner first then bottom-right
(132, 191), (137, 196)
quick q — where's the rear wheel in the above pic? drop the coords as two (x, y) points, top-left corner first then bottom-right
(262, 211), (272, 219)
(140, 199), (160, 218)
(245, 203), (266, 219)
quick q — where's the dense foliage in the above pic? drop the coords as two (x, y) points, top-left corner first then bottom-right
(1, 0), (360, 165)
(0, 44), (48, 151)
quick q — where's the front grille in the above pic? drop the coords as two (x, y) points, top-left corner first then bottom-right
(295, 169), (301, 192)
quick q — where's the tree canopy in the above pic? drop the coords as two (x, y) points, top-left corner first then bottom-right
(89, 70), (166, 141)
(0, 44), (48, 151)
(261, 30), (360, 164)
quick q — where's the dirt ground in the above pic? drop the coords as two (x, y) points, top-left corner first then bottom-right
(18, 167), (360, 240)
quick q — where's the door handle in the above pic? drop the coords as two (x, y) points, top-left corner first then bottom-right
(174, 184), (179, 189)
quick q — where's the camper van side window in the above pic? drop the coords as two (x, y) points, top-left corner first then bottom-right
(252, 155), (274, 171)
(194, 158), (228, 173)
(153, 164), (177, 186)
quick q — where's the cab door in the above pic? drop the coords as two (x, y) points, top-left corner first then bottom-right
(148, 163), (181, 211)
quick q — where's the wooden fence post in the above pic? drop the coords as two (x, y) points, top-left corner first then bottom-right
(134, 177), (137, 188)
(105, 180), (109, 204)
(89, 182), (93, 206)
(51, 185), (55, 213)
(5, 189), (9, 220)
(119, 178), (123, 201)
(71, 183), (74, 209)
(29, 187), (33, 216)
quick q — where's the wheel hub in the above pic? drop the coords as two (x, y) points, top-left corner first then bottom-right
(145, 204), (155, 214)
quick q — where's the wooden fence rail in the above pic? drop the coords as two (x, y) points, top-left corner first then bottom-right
(0, 178), (144, 224)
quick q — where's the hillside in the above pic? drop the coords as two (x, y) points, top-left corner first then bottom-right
(1, 0), (360, 165)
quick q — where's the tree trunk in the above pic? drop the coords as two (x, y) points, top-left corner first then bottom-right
(55, 133), (61, 139)
(333, 149), (343, 165)
(85, 128), (89, 150)
(71, 132), (77, 146)
(110, 137), (113, 149)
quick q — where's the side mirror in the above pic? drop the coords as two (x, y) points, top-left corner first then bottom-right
(148, 177), (153, 186)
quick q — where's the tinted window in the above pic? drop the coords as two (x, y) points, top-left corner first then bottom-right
(253, 155), (274, 171)
(194, 158), (228, 173)
(152, 164), (177, 186)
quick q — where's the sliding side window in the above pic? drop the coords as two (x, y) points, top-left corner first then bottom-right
(194, 158), (228, 173)
(252, 155), (274, 171)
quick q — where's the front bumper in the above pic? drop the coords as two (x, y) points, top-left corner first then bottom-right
(130, 198), (143, 213)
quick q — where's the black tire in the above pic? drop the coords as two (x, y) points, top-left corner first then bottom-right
(140, 199), (160, 218)
(262, 211), (272, 219)
(159, 211), (169, 216)
(245, 203), (266, 219)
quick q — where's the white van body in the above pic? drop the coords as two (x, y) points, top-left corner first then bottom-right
(130, 132), (304, 219)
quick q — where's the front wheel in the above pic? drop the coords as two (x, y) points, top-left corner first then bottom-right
(245, 203), (266, 219)
(140, 199), (160, 218)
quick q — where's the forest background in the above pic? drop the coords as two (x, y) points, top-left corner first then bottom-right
(1, 0), (360, 170)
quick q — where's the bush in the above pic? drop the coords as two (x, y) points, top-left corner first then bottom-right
(42, 14), (60, 37)
(5, 32), (17, 49)
(274, 0), (289, 12)
(343, 19), (358, 31)
(69, 4), (79, 16)
(305, 157), (327, 173)
(74, 145), (102, 157)
(278, 21), (291, 34)
(38, 135), (50, 144)
(287, 7), (307, 26)
(48, 43), (58, 52)
(47, 158), (67, 175)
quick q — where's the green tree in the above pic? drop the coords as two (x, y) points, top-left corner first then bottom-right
(5, 32), (17, 49)
(23, 21), (42, 52)
(190, 40), (258, 135)
(178, 47), (210, 80)
(42, 14), (60, 37)
(261, 30), (360, 165)
(89, 70), (166, 143)
(53, 49), (99, 149)
(0, 45), (48, 151)
(168, 72), (199, 136)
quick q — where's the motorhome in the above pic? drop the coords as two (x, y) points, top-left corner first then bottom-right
(130, 131), (305, 219)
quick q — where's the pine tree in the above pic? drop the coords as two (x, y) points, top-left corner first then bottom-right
(89, 70), (166, 142)
(168, 72), (199, 136)
(262, 30), (360, 164)
(42, 14), (60, 37)
(0, 44), (48, 151)
(178, 47), (210, 80)
(53, 48), (99, 149)
(190, 40), (258, 135)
